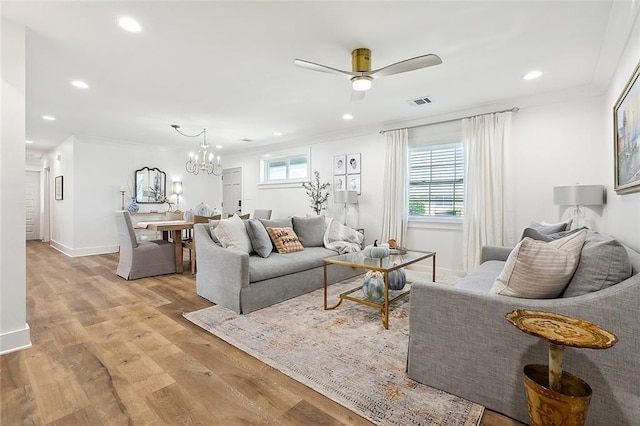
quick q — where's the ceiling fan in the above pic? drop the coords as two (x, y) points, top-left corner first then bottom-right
(294, 48), (442, 99)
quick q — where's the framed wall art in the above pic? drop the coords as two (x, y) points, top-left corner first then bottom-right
(55, 175), (63, 200)
(334, 175), (346, 191)
(614, 62), (640, 194)
(347, 174), (361, 195)
(347, 153), (361, 174)
(334, 155), (346, 175)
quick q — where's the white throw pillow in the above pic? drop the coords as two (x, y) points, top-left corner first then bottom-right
(213, 214), (253, 254)
(490, 229), (587, 298)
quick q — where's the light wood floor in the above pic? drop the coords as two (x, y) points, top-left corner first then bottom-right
(1, 241), (523, 425)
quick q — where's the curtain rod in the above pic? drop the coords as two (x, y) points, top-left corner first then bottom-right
(379, 107), (519, 134)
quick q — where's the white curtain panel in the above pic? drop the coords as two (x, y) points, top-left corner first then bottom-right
(462, 111), (513, 271)
(381, 129), (409, 247)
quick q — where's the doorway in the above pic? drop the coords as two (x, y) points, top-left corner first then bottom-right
(25, 171), (41, 240)
(222, 167), (242, 216)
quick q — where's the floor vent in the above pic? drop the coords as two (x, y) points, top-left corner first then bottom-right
(409, 96), (432, 106)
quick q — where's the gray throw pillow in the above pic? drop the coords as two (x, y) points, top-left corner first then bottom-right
(562, 232), (632, 297)
(521, 228), (553, 242)
(520, 221), (570, 240)
(246, 219), (272, 258)
(292, 216), (327, 247)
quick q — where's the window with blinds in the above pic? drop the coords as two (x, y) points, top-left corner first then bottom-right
(263, 154), (308, 182)
(409, 143), (464, 217)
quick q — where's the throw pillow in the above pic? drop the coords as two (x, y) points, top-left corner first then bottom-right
(562, 232), (632, 297)
(246, 219), (273, 258)
(521, 219), (573, 239)
(292, 216), (327, 247)
(259, 218), (293, 249)
(490, 229), (587, 298)
(266, 227), (304, 254)
(213, 214), (253, 254)
(208, 219), (221, 245)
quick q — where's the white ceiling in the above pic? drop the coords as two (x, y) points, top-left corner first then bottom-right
(3, 1), (639, 158)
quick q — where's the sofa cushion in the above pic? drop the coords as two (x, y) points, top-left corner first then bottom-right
(454, 261), (506, 293)
(490, 229), (587, 298)
(521, 226), (586, 242)
(562, 232), (632, 297)
(248, 247), (338, 282)
(246, 219), (272, 258)
(208, 220), (222, 245)
(292, 216), (327, 247)
(266, 227), (304, 253)
(213, 214), (253, 254)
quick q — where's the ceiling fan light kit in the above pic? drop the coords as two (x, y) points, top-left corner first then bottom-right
(294, 47), (442, 95)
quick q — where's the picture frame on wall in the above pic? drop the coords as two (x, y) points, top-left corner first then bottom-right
(55, 175), (64, 200)
(348, 174), (361, 195)
(614, 61), (640, 195)
(347, 153), (361, 174)
(334, 175), (346, 191)
(334, 155), (346, 175)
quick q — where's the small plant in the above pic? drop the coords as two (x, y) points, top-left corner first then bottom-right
(302, 170), (330, 215)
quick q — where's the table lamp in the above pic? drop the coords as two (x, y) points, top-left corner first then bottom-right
(172, 181), (183, 212)
(334, 190), (358, 227)
(553, 184), (604, 228)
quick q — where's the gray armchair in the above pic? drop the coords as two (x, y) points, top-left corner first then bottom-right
(113, 210), (176, 279)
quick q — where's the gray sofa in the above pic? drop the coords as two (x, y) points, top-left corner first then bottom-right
(407, 233), (640, 425)
(194, 217), (362, 314)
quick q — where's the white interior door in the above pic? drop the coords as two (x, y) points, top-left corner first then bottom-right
(222, 167), (242, 216)
(25, 171), (41, 240)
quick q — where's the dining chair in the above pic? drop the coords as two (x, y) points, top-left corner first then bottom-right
(253, 209), (272, 220)
(113, 210), (176, 280)
(182, 214), (221, 274)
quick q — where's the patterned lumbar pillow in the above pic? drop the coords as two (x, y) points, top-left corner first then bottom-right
(266, 227), (304, 254)
(490, 229), (587, 298)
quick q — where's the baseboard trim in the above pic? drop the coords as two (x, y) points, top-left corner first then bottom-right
(50, 240), (118, 257)
(0, 323), (32, 355)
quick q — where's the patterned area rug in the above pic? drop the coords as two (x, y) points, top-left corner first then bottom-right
(184, 270), (482, 426)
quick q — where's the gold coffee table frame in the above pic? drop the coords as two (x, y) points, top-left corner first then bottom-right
(323, 250), (436, 329)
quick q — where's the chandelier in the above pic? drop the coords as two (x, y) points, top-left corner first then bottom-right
(171, 124), (223, 176)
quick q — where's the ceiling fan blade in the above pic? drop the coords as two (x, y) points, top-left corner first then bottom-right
(370, 54), (442, 78)
(294, 59), (356, 77)
(350, 90), (366, 102)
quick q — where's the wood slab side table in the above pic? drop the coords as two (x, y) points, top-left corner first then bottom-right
(506, 310), (617, 426)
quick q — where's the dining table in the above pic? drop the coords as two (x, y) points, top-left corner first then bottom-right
(137, 220), (194, 273)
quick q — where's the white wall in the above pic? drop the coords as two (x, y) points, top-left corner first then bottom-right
(44, 136), (223, 256)
(1, 18), (31, 354)
(603, 9), (640, 251)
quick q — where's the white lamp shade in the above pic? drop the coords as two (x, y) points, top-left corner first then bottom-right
(553, 185), (603, 206)
(172, 181), (183, 195)
(334, 190), (358, 204)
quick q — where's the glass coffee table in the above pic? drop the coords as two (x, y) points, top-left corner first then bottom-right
(323, 250), (436, 329)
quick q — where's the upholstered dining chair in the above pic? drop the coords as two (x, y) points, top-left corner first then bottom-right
(113, 210), (176, 280)
(253, 209), (272, 220)
(182, 214), (221, 274)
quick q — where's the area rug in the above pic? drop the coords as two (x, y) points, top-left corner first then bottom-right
(184, 270), (483, 425)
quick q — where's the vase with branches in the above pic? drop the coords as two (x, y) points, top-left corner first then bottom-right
(302, 170), (330, 215)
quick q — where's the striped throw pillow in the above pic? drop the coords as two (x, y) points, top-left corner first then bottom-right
(490, 229), (587, 298)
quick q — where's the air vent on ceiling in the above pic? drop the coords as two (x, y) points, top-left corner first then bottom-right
(239, 138), (255, 143)
(408, 96), (432, 106)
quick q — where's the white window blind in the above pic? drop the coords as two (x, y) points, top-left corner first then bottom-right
(265, 155), (308, 181)
(409, 143), (464, 217)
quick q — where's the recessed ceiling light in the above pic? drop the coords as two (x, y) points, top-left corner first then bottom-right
(342, 114), (353, 120)
(522, 70), (543, 80)
(71, 80), (89, 89)
(42, 115), (56, 121)
(273, 132), (282, 136)
(215, 145), (223, 149)
(25, 140), (33, 144)
(118, 17), (141, 33)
